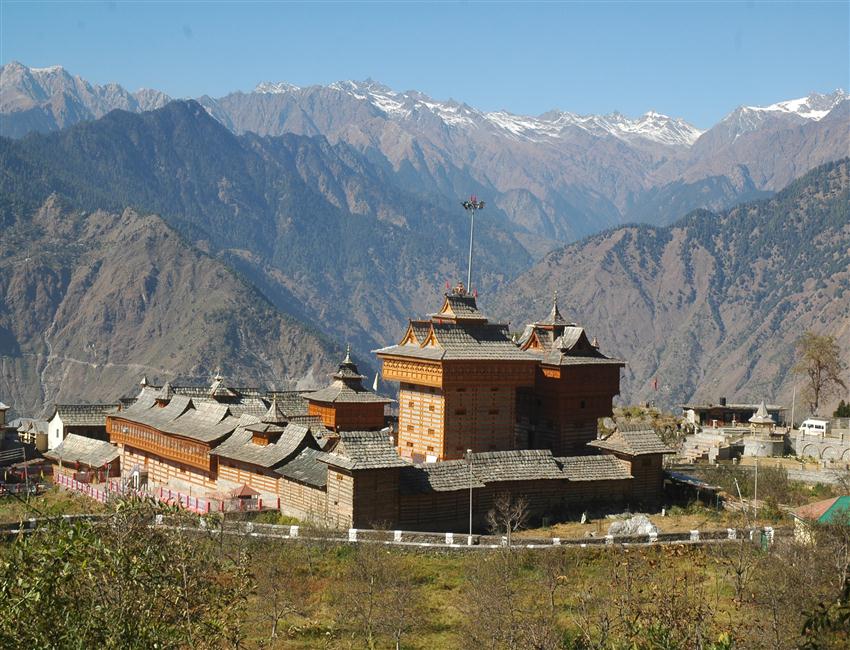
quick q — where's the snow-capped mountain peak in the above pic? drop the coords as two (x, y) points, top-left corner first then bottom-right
(315, 79), (703, 146)
(742, 89), (848, 121)
(254, 81), (301, 94)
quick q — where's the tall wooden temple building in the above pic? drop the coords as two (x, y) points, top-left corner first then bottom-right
(376, 286), (626, 461)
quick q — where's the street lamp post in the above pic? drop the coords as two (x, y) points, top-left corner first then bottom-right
(461, 196), (485, 291)
(467, 448), (473, 544)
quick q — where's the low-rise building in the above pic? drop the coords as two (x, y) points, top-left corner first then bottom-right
(45, 433), (121, 482)
(47, 404), (114, 450)
(792, 496), (850, 544)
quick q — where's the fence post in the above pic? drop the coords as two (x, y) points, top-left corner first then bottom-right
(290, 525), (299, 538)
(764, 526), (774, 545)
(648, 531), (658, 543)
(727, 528), (737, 540)
(552, 537), (561, 546)
(690, 530), (700, 542)
(445, 532), (454, 545)
(605, 534), (614, 545)
(258, 498), (263, 510)
(348, 528), (358, 542)
(393, 530), (402, 543)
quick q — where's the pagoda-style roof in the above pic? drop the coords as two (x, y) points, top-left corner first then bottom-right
(307, 347), (393, 405)
(376, 287), (538, 363)
(518, 297), (624, 368)
(245, 397), (289, 436)
(430, 285), (489, 322)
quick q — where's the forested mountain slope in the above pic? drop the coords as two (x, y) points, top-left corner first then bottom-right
(497, 159), (850, 412)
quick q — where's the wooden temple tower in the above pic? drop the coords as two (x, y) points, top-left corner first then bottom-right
(305, 347), (393, 432)
(516, 295), (625, 455)
(376, 283), (538, 462)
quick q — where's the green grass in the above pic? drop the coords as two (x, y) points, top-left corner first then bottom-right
(0, 486), (105, 524)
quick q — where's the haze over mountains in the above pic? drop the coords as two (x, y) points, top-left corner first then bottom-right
(2, 61), (847, 248)
(0, 60), (848, 416)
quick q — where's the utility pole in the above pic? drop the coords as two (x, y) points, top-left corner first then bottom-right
(461, 196), (485, 291)
(467, 448), (473, 545)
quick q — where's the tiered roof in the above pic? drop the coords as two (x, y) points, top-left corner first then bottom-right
(307, 347), (393, 405)
(376, 284), (538, 362)
(517, 294), (624, 368)
(588, 421), (675, 456)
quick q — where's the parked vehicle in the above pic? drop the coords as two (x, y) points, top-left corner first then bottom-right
(799, 418), (831, 436)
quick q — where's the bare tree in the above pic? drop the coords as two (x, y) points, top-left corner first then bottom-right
(333, 543), (419, 650)
(794, 332), (848, 415)
(486, 492), (529, 547)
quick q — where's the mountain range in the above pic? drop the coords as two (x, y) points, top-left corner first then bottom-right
(2, 61), (847, 251)
(0, 61), (848, 416)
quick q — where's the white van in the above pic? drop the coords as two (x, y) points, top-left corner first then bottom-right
(800, 418), (831, 436)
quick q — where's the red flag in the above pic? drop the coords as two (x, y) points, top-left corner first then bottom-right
(652, 377), (658, 391)
(446, 280), (450, 290)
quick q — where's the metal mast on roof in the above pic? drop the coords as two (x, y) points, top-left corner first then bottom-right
(461, 195), (485, 291)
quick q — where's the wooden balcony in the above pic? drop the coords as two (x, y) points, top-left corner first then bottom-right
(108, 419), (211, 472)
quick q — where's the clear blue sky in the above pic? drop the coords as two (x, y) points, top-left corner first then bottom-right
(2, 1), (848, 127)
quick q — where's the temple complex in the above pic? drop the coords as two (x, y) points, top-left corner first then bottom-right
(56, 287), (673, 531)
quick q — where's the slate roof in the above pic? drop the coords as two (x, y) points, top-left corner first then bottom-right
(588, 423), (675, 456)
(275, 447), (328, 488)
(15, 419), (48, 435)
(51, 404), (114, 427)
(318, 430), (409, 470)
(376, 290), (539, 363)
(307, 349), (393, 405)
(399, 449), (633, 494)
(536, 294), (568, 327)
(45, 433), (119, 468)
(400, 460), (485, 493)
(114, 394), (241, 444)
(211, 417), (318, 468)
(468, 449), (566, 482)
(377, 322), (537, 362)
(430, 293), (489, 321)
(517, 300), (624, 368)
(558, 455), (633, 481)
